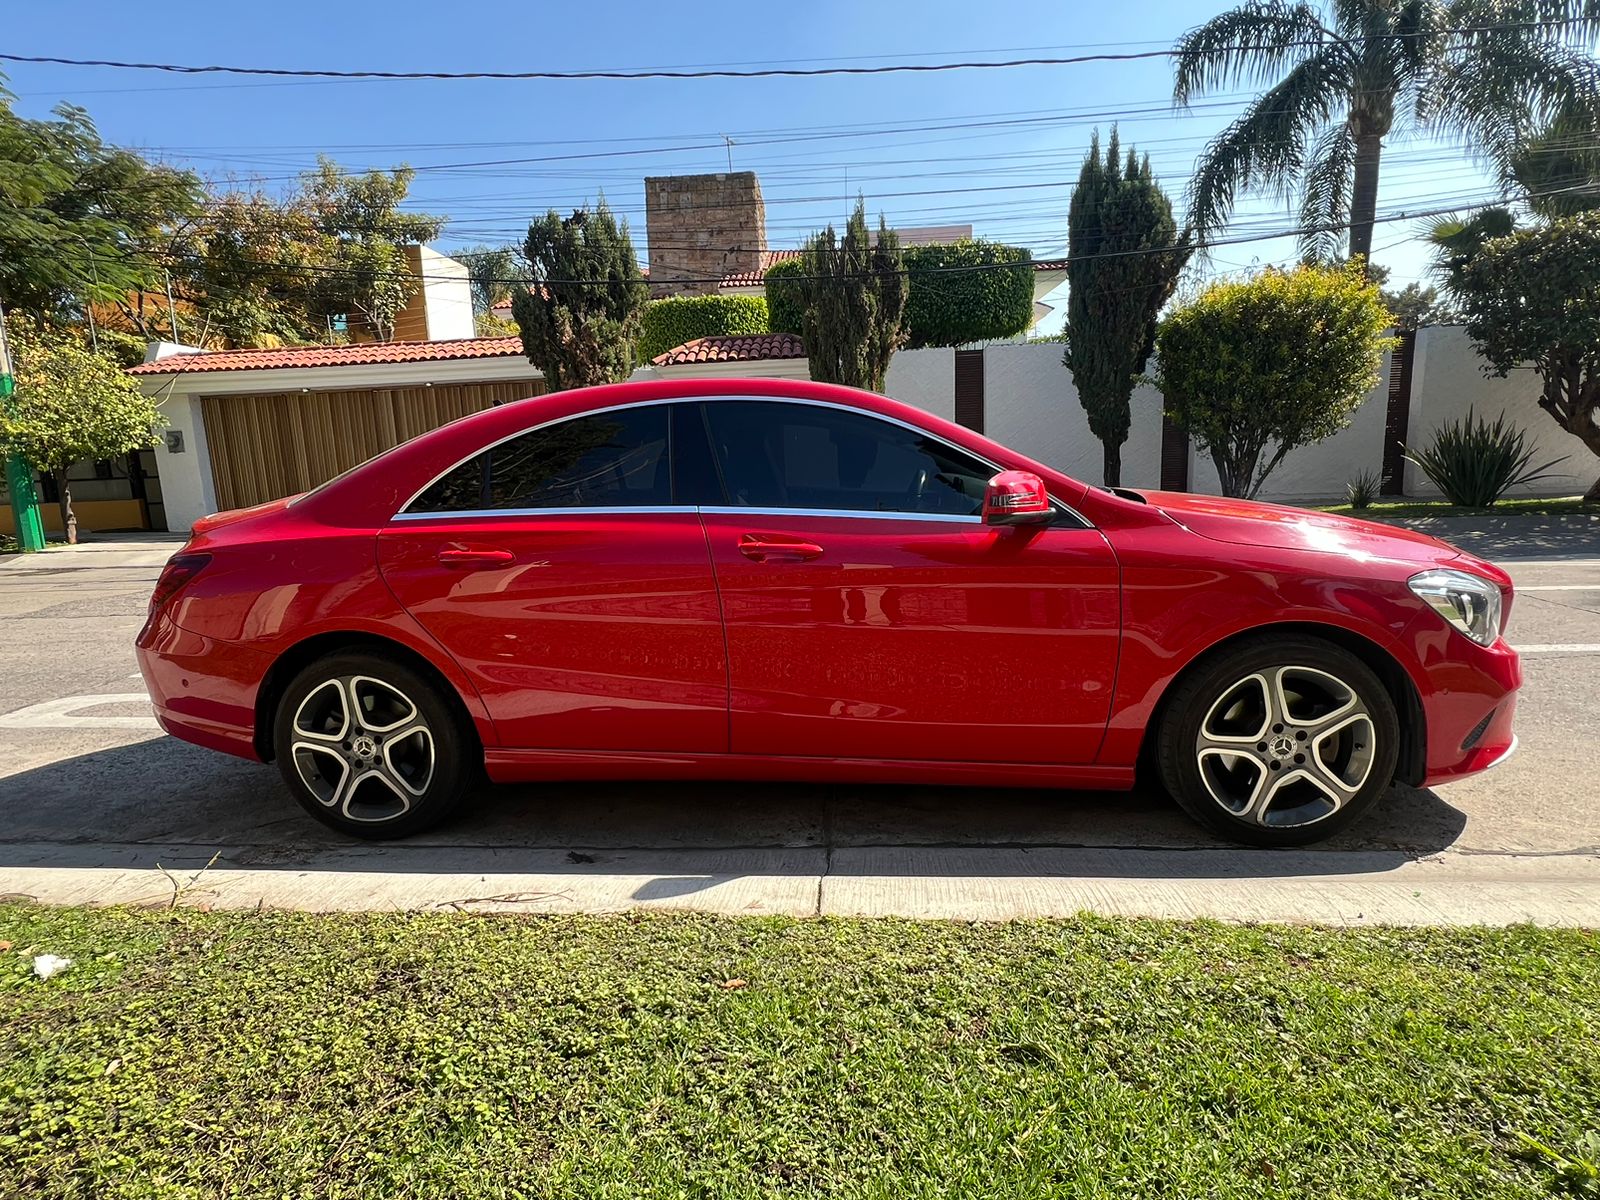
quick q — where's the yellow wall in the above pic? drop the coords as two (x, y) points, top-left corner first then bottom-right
(0, 499), (146, 537)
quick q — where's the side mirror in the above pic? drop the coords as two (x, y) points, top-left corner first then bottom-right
(982, 471), (1052, 526)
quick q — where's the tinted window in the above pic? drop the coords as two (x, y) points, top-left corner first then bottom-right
(408, 407), (670, 513)
(703, 400), (991, 516)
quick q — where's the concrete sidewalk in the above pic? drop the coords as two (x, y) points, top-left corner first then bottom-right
(2, 841), (1597, 927)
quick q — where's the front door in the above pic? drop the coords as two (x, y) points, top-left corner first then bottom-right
(691, 399), (1120, 764)
(378, 403), (727, 753)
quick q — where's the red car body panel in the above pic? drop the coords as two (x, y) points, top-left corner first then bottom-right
(135, 376), (1520, 796)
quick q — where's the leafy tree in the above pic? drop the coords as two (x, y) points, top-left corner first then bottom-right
(511, 200), (649, 391)
(453, 243), (533, 316)
(1450, 213), (1600, 502)
(1172, 2), (1600, 265)
(1382, 282), (1460, 330)
(798, 199), (908, 392)
(901, 240), (1034, 348)
(0, 86), (200, 323)
(763, 257), (806, 336)
(0, 316), (163, 540)
(1063, 130), (1191, 486)
(1156, 264), (1396, 498)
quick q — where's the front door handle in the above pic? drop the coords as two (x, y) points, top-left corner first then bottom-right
(738, 535), (824, 562)
(437, 545), (515, 567)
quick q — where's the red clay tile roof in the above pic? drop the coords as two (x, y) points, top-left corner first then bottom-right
(651, 332), (806, 366)
(716, 249), (1066, 288)
(128, 337), (526, 376)
(717, 249), (805, 288)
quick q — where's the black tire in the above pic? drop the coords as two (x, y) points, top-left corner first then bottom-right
(272, 650), (477, 839)
(1154, 634), (1400, 847)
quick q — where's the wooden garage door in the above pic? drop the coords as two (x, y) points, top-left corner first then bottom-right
(199, 380), (545, 512)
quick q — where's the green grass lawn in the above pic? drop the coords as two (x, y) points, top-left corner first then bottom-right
(1317, 495), (1595, 520)
(3, 906), (1598, 1199)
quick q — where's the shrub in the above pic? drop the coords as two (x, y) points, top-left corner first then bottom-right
(763, 257), (806, 336)
(796, 201), (908, 392)
(1403, 409), (1568, 507)
(1155, 264), (1396, 499)
(638, 294), (769, 362)
(1346, 469), (1381, 509)
(901, 240), (1035, 349)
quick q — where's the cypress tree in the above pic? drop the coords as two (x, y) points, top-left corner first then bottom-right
(1064, 129), (1190, 486)
(511, 199), (649, 392)
(799, 199), (908, 393)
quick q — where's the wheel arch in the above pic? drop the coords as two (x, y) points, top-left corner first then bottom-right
(254, 631), (487, 762)
(1138, 620), (1427, 788)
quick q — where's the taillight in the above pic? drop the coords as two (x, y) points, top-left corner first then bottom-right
(149, 552), (211, 616)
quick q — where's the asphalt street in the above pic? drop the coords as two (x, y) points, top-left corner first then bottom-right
(1, 519), (1598, 924)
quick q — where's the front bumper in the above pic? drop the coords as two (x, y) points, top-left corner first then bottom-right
(1415, 628), (1521, 788)
(136, 606), (270, 762)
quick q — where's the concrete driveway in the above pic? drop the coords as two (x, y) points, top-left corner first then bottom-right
(2, 520), (1598, 925)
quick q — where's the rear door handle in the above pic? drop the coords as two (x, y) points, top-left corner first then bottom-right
(437, 545), (515, 567)
(738, 535), (824, 562)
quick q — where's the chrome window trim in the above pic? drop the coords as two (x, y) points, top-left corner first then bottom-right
(698, 506), (983, 525)
(392, 505), (700, 522)
(393, 393), (1093, 529)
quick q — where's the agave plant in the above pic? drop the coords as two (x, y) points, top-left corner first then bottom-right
(1403, 409), (1569, 507)
(1346, 468), (1382, 509)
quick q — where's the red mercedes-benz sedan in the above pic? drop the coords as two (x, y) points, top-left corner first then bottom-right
(136, 378), (1519, 846)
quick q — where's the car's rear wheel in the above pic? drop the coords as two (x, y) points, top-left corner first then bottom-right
(272, 651), (476, 839)
(1155, 635), (1400, 847)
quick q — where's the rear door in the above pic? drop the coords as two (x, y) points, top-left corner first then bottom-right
(690, 398), (1121, 765)
(377, 402), (728, 753)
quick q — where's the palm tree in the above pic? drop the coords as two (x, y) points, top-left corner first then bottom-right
(1174, 2), (1600, 265)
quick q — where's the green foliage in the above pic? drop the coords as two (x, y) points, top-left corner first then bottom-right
(1156, 264), (1396, 499)
(177, 159), (446, 347)
(638, 294), (769, 362)
(1064, 129), (1191, 485)
(1450, 213), (1600, 500)
(798, 199), (908, 392)
(1173, 1), (1600, 262)
(454, 243), (533, 315)
(511, 200), (649, 392)
(5, 904), (1600, 1196)
(0, 87), (201, 321)
(0, 316), (163, 528)
(1346, 469), (1382, 509)
(901, 240), (1034, 349)
(1381, 282), (1460, 331)
(763, 256), (806, 336)
(1404, 410), (1569, 507)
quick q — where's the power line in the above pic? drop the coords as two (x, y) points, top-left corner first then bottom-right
(5, 20), (1594, 83)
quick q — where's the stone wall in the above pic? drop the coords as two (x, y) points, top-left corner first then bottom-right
(644, 172), (766, 296)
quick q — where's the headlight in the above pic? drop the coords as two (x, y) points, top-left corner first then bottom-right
(1409, 568), (1503, 647)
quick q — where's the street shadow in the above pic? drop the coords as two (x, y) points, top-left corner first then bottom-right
(0, 735), (1469, 887)
(1387, 512), (1600, 560)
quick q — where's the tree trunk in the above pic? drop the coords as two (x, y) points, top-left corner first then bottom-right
(1349, 126), (1384, 268)
(52, 468), (75, 545)
(1102, 442), (1122, 489)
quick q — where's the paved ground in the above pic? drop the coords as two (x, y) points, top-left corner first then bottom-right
(2, 519), (1599, 925)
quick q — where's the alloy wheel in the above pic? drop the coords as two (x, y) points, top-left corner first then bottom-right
(1194, 665), (1376, 829)
(290, 675), (436, 823)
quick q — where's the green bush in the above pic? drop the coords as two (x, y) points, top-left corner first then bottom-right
(1156, 264), (1396, 499)
(1404, 409), (1568, 507)
(637, 294), (770, 362)
(902, 240), (1035, 348)
(1346, 469), (1382, 509)
(763, 257), (806, 336)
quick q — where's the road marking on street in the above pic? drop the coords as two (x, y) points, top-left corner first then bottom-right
(1515, 644), (1600, 654)
(0, 694), (159, 731)
(1517, 585), (1600, 592)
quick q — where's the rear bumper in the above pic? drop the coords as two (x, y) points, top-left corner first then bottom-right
(135, 607), (268, 762)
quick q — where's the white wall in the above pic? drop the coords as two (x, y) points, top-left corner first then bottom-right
(1187, 350), (1393, 502)
(982, 342), (1164, 486)
(1405, 325), (1592, 499)
(152, 394), (218, 532)
(884, 347), (955, 423)
(417, 247), (476, 341)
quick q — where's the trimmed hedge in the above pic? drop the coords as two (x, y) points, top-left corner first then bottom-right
(765, 240), (1036, 349)
(763, 257), (807, 336)
(902, 240), (1035, 348)
(637, 294), (770, 362)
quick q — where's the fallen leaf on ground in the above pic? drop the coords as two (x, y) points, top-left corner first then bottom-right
(720, 979), (748, 990)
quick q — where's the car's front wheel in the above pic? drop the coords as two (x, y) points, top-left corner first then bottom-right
(272, 651), (477, 839)
(1155, 635), (1400, 847)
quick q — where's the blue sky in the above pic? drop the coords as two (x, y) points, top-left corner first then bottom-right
(6, 0), (1505, 324)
